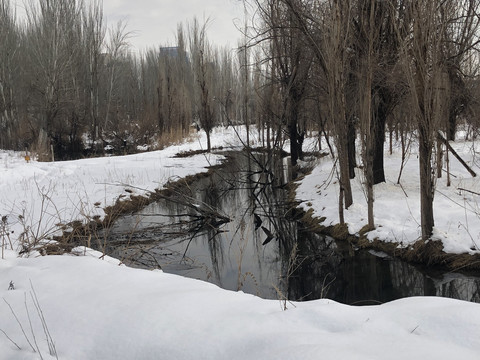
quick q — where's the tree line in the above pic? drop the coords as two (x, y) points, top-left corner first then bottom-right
(246, 0), (480, 240)
(0, 0), (247, 159)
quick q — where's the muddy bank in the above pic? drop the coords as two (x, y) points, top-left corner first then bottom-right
(298, 206), (480, 272)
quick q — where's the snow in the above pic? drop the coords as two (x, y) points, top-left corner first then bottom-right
(1, 127), (479, 359)
(297, 134), (480, 254)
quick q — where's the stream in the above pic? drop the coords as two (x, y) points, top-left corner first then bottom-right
(103, 151), (480, 304)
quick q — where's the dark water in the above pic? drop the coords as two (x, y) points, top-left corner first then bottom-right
(104, 151), (480, 304)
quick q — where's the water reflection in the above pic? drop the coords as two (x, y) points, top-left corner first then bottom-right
(104, 151), (480, 304)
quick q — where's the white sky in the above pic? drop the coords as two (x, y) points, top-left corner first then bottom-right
(101, 0), (246, 51)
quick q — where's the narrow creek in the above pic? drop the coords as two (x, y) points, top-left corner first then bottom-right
(102, 151), (480, 304)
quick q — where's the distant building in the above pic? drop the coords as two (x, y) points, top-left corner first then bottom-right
(160, 46), (190, 64)
(160, 46), (180, 58)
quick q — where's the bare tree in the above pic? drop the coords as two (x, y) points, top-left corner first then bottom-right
(277, 0), (354, 220)
(359, 0), (408, 185)
(25, 0), (83, 160)
(175, 25), (194, 135)
(443, 1), (480, 140)
(355, 0), (380, 230)
(103, 20), (131, 137)
(252, 0), (314, 165)
(82, 0), (106, 153)
(189, 18), (218, 151)
(321, 0), (355, 218)
(399, 0), (449, 239)
(239, 1), (251, 147)
(0, 0), (19, 149)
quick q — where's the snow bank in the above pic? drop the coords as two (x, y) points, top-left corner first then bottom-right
(1, 127), (479, 359)
(1, 252), (479, 360)
(296, 135), (480, 255)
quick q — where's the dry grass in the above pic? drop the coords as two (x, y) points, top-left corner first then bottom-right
(328, 223), (351, 241)
(155, 126), (194, 150)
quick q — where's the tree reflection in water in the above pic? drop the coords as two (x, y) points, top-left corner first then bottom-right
(104, 151), (480, 304)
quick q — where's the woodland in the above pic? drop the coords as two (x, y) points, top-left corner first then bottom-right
(2, 0), (480, 244)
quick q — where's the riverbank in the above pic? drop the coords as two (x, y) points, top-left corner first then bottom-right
(296, 131), (480, 271)
(1, 127), (480, 359)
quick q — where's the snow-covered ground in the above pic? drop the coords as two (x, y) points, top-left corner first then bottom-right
(296, 132), (480, 255)
(1, 127), (479, 359)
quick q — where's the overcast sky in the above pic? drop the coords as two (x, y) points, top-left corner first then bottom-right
(12, 0), (246, 52)
(101, 0), (245, 52)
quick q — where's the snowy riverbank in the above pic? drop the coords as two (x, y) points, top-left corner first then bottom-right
(296, 132), (480, 258)
(1, 127), (479, 359)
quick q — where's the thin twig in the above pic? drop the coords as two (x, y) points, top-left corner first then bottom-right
(3, 298), (36, 352)
(0, 328), (21, 350)
(458, 187), (480, 196)
(30, 280), (58, 359)
(24, 292), (44, 360)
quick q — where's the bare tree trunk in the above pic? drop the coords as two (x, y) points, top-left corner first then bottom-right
(330, 1), (354, 211)
(446, 146), (451, 187)
(334, 83), (354, 210)
(83, 1), (105, 153)
(418, 128), (435, 239)
(241, 7), (250, 147)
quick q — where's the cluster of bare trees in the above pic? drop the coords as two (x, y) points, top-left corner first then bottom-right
(0, 0), (246, 159)
(3, 0), (480, 240)
(247, 0), (480, 239)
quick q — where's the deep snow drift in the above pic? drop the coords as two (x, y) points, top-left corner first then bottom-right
(1, 127), (479, 359)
